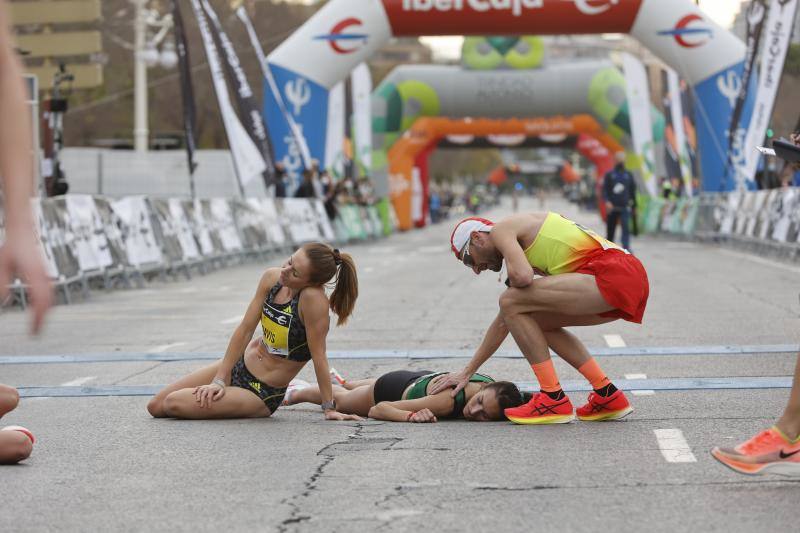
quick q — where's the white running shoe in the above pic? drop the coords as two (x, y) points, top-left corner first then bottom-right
(282, 379), (311, 406)
(329, 367), (346, 387)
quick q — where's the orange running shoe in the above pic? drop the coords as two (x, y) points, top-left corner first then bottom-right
(576, 389), (633, 421)
(711, 427), (800, 477)
(504, 392), (574, 424)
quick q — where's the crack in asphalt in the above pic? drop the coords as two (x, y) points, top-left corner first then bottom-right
(112, 361), (164, 386)
(277, 423), (404, 532)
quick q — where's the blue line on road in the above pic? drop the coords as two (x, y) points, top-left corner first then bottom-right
(16, 376), (793, 398)
(1, 345), (798, 365)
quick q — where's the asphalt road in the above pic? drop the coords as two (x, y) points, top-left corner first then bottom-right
(1, 195), (799, 533)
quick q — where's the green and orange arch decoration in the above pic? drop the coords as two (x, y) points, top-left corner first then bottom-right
(388, 115), (623, 228)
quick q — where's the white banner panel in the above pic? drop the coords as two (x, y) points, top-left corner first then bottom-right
(111, 197), (163, 267)
(65, 194), (113, 271)
(168, 199), (201, 260)
(190, 199), (216, 256)
(209, 198), (243, 252)
(325, 81), (345, 174)
(621, 53), (657, 196)
(280, 198), (323, 244)
(255, 198), (287, 247)
(351, 62), (373, 170)
(312, 199), (336, 242)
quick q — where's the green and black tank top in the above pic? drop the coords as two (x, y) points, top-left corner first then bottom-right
(407, 372), (495, 418)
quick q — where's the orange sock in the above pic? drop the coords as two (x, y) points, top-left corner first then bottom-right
(531, 360), (561, 392)
(578, 358), (611, 390)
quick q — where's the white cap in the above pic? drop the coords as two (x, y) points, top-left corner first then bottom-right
(450, 217), (494, 259)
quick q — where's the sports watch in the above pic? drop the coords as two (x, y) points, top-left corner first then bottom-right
(321, 399), (336, 411)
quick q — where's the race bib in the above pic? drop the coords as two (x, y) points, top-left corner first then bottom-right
(261, 303), (292, 356)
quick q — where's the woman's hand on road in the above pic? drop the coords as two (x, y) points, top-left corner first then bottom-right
(408, 409), (437, 423)
(325, 410), (363, 421)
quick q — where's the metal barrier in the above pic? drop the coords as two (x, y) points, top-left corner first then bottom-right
(1, 195), (396, 309)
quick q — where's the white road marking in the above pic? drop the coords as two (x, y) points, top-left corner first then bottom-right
(148, 342), (188, 353)
(626, 373), (655, 396)
(604, 334), (627, 348)
(654, 428), (697, 463)
(60, 376), (96, 387)
(625, 373), (647, 380)
(220, 316), (242, 325)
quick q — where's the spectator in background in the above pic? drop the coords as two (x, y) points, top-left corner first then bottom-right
(603, 152), (637, 252)
(320, 171), (339, 222)
(274, 161), (287, 198)
(0, 0), (53, 334)
(294, 168), (318, 199)
(429, 186), (442, 223)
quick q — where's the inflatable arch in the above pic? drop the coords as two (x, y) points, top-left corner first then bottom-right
(390, 115), (622, 228)
(265, 0), (748, 197)
(371, 61), (664, 194)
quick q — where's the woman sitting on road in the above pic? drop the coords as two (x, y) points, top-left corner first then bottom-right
(284, 369), (528, 422)
(147, 243), (361, 422)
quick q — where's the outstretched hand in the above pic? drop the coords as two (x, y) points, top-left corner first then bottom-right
(325, 410), (363, 421)
(429, 370), (469, 398)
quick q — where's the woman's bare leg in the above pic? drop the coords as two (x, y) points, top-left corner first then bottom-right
(290, 383), (375, 417)
(0, 431), (32, 464)
(147, 362), (220, 417)
(342, 378), (377, 390)
(0, 384), (31, 463)
(161, 386), (269, 419)
(0, 384), (19, 418)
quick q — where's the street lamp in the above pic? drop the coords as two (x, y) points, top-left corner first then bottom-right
(133, 0), (176, 152)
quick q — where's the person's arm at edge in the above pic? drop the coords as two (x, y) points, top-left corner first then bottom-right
(0, 2), (52, 333)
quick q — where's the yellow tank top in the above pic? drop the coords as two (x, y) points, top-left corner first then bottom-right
(524, 213), (626, 275)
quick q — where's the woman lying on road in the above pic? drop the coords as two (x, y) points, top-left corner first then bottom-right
(147, 243), (361, 421)
(284, 369), (528, 422)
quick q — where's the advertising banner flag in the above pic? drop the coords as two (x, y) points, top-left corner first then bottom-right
(189, 0), (266, 191)
(236, 6), (311, 170)
(741, 0), (799, 186)
(201, 0), (275, 189)
(170, 0), (198, 191)
(621, 53), (657, 196)
(666, 69), (694, 196)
